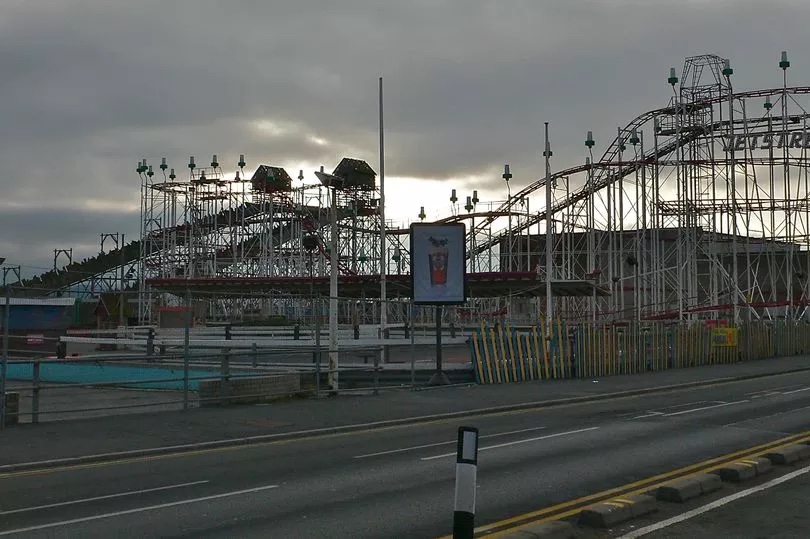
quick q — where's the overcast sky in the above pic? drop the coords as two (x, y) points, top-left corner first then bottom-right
(1, 0), (809, 276)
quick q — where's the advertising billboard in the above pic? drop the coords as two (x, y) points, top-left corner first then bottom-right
(410, 223), (467, 305)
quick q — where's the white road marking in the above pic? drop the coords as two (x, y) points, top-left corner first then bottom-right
(353, 426), (548, 459)
(632, 411), (665, 420)
(723, 402), (810, 427)
(631, 400), (729, 420)
(0, 480), (209, 515)
(782, 386), (810, 395)
(420, 427), (599, 461)
(661, 400), (749, 416)
(0, 483), (279, 536)
(745, 384), (804, 396)
(620, 465), (810, 538)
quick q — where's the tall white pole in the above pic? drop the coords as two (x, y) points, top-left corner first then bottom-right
(724, 59), (739, 326)
(587, 156), (596, 325)
(379, 76), (387, 360)
(329, 185), (339, 391)
(618, 127), (625, 319)
(544, 123), (554, 330)
(119, 233), (126, 328)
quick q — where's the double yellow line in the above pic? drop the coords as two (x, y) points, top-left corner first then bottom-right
(440, 430), (810, 538)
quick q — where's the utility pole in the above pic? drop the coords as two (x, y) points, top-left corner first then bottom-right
(379, 76), (387, 365)
(0, 261), (14, 430)
(314, 169), (344, 393)
(544, 123), (554, 332)
(329, 184), (339, 391)
(119, 233), (126, 328)
(503, 165), (512, 272)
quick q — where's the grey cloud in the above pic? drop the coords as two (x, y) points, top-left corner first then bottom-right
(0, 206), (140, 277)
(1, 0), (809, 271)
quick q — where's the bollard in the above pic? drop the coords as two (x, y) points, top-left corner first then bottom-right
(251, 342), (258, 367)
(56, 341), (67, 359)
(353, 324), (360, 340)
(224, 324), (232, 341)
(404, 321), (410, 339)
(453, 426), (479, 539)
(294, 324), (300, 340)
(450, 323), (457, 338)
(32, 361), (41, 424)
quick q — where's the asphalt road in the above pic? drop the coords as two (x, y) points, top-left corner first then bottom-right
(5, 371), (810, 538)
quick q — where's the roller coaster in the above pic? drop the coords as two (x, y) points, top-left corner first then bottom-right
(22, 53), (810, 326)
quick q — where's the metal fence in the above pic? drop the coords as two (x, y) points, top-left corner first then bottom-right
(2, 332), (476, 425)
(3, 347), (382, 425)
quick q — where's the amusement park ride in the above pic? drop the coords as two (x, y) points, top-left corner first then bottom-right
(29, 53), (810, 328)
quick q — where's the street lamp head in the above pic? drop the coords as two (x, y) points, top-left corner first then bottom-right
(502, 164), (512, 182)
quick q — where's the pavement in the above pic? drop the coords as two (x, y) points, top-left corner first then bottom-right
(3, 354), (810, 469)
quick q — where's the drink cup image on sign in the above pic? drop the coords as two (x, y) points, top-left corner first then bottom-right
(428, 236), (449, 287)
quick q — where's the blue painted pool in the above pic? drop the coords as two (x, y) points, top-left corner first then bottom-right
(7, 362), (222, 391)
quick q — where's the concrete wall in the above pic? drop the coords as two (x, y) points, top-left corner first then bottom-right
(198, 374), (301, 406)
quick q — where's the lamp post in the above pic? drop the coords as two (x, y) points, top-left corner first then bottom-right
(119, 233), (126, 328)
(543, 124), (554, 331)
(314, 171), (345, 392)
(471, 191), (479, 273)
(465, 196), (475, 273)
(303, 234), (321, 385)
(503, 165), (512, 272)
(518, 195), (532, 271)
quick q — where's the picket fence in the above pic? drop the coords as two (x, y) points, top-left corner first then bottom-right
(469, 320), (810, 384)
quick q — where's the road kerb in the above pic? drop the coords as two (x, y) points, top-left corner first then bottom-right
(655, 473), (722, 503)
(711, 462), (757, 482)
(578, 494), (656, 528)
(765, 443), (810, 465)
